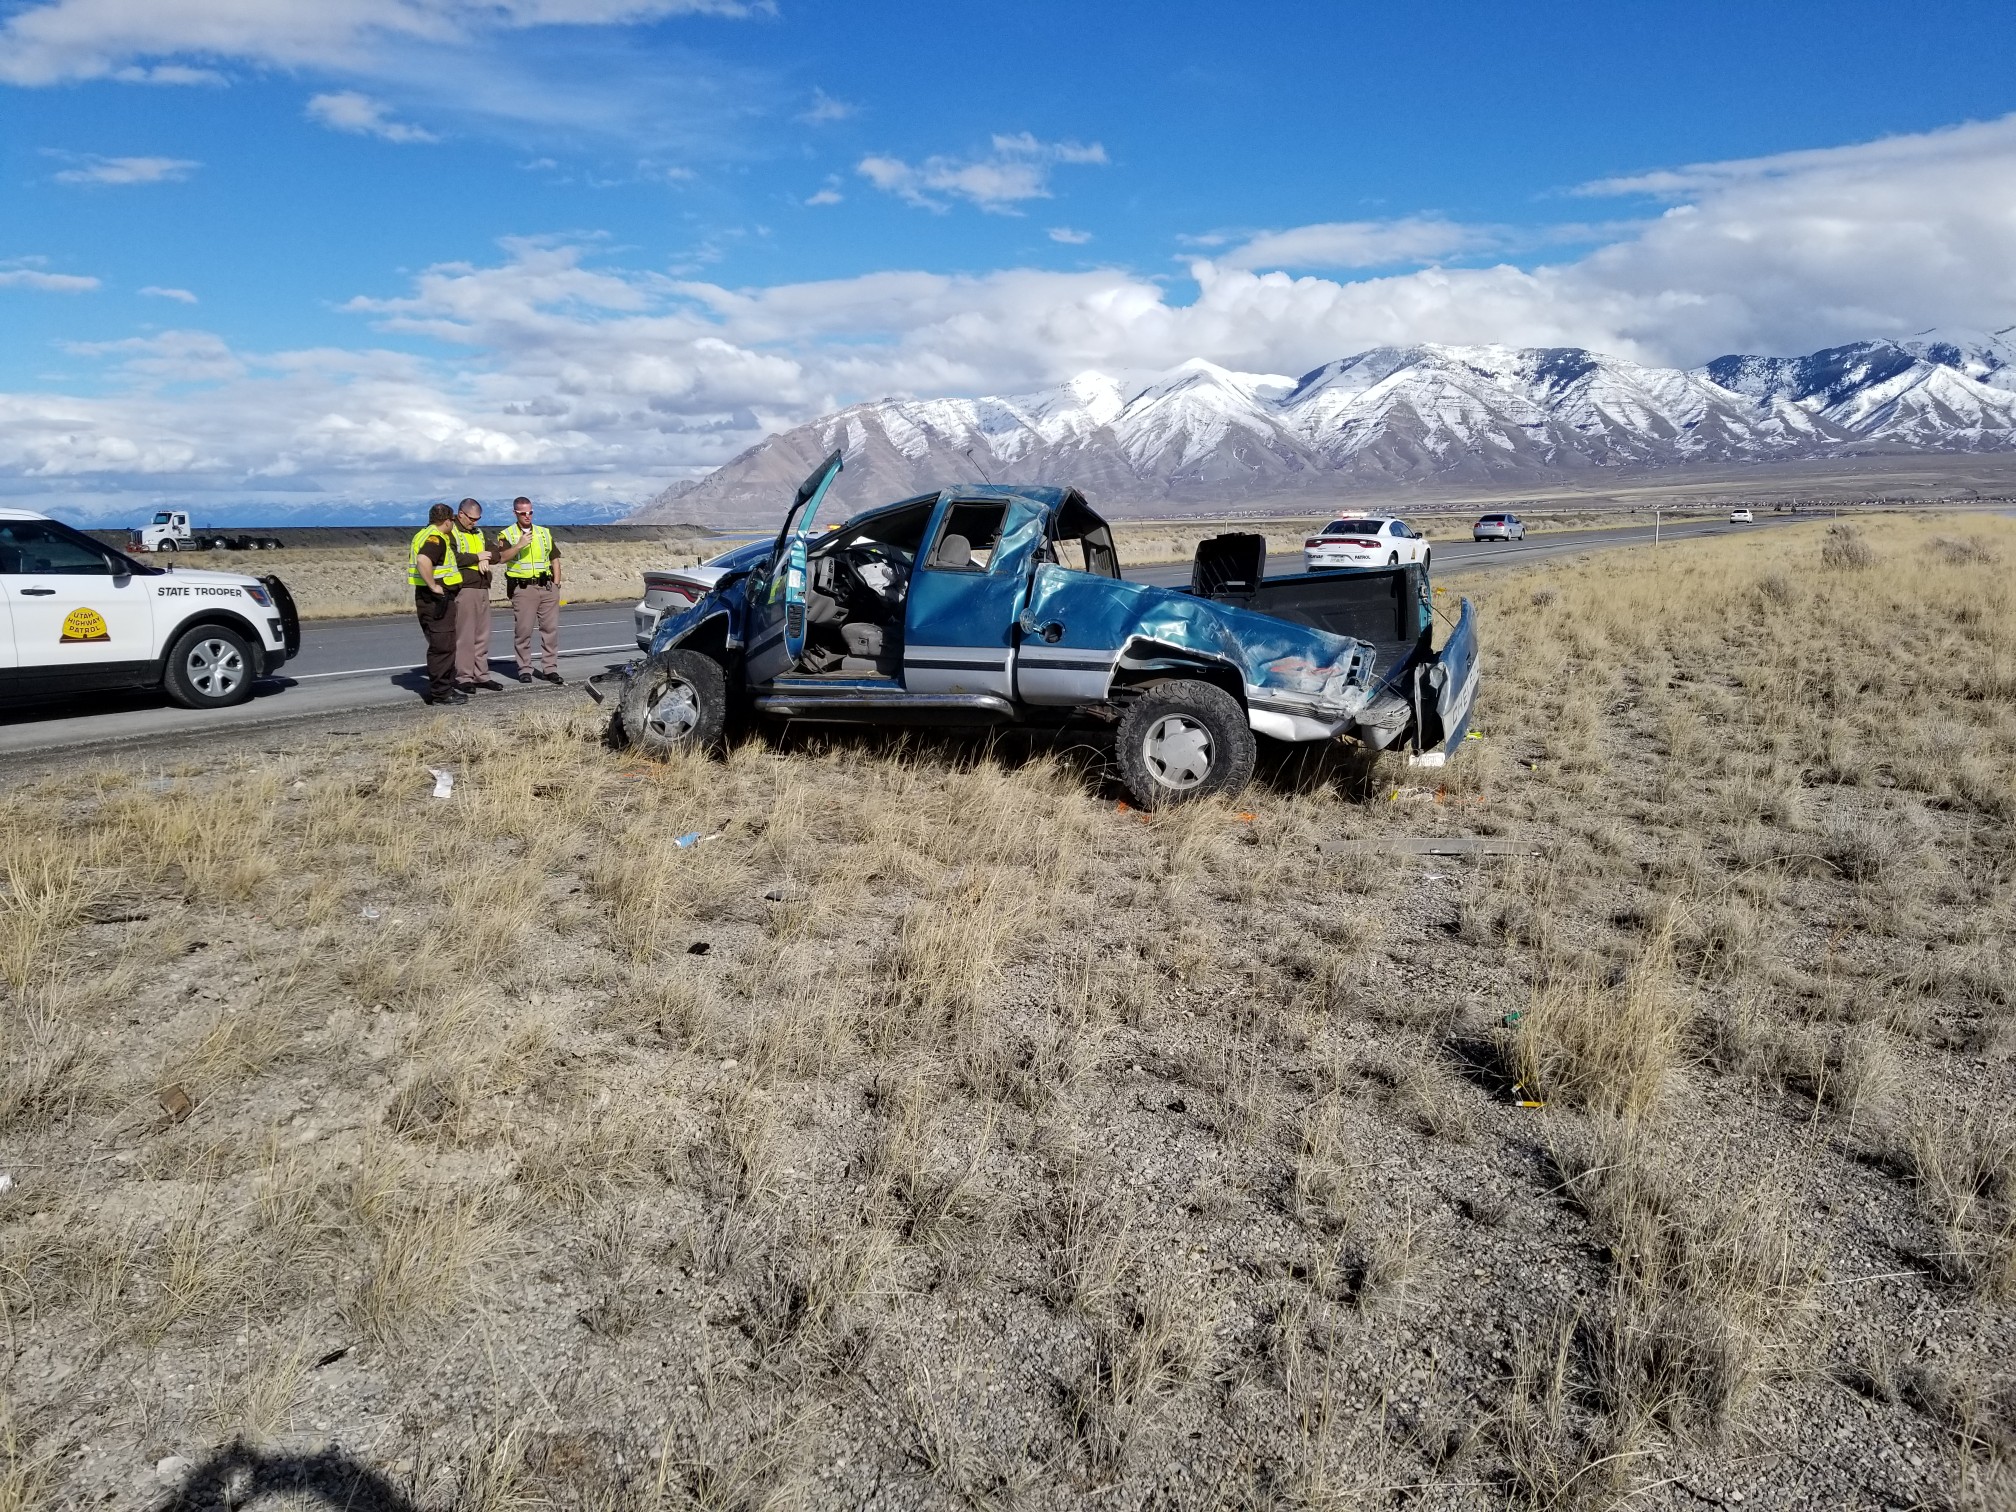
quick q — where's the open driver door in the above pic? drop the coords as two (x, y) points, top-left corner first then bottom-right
(744, 450), (843, 685)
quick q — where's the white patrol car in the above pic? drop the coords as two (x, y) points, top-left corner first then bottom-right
(0, 509), (300, 709)
(1303, 515), (1432, 572)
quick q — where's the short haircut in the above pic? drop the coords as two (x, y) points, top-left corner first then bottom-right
(428, 502), (455, 524)
(512, 496), (532, 507)
(458, 497), (480, 511)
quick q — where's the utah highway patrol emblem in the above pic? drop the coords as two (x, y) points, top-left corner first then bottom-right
(60, 607), (110, 644)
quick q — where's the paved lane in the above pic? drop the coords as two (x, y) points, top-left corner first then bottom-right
(0, 513), (1795, 757)
(282, 601), (638, 682)
(1125, 512), (1797, 587)
(0, 599), (645, 757)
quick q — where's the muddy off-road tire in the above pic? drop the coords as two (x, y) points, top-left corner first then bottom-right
(620, 649), (728, 756)
(1115, 679), (1256, 810)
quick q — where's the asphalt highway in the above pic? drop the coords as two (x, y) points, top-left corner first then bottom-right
(0, 512), (1792, 757)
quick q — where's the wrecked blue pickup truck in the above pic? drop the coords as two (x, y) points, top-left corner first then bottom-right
(605, 453), (1477, 808)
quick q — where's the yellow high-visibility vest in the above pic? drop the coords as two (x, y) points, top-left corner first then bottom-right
(500, 524), (554, 579)
(451, 525), (486, 569)
(408, 526), (462, 589)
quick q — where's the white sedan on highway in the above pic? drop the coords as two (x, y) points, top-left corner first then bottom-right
(1303, 516), (1431, 572)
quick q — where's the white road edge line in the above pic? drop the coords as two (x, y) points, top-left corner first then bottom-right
(292, 643), (637, 680)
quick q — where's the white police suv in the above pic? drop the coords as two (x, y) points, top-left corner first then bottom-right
(1, 509), (299, 709)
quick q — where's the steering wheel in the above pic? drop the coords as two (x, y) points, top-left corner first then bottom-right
(843, 541), (910, 600)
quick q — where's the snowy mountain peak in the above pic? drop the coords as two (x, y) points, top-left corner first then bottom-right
(633, 336), (2016, 524)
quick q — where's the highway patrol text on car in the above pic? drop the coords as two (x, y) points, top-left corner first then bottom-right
(0, 510), (300, 709)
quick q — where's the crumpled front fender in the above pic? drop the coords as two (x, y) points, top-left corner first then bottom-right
(649, 582), (746, 658)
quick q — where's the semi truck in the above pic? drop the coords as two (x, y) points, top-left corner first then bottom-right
(130, 511), (285, 554)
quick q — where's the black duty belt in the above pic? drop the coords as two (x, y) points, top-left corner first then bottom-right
(511, 574), (555, 586)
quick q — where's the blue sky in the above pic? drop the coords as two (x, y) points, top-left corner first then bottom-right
(4, 0), (2016, 517)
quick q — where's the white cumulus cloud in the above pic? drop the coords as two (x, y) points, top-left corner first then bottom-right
(0, 0), (770, 86)
(49, 153), (199, 185)
(139, 285), (198, 303)
(858, 132), (1107, 214)
(8, 113), (2016, 516)
(1218, 217), (1496, 271)
(1048, 227), (1092, 245)
(307, 90), (439, 143)
(111, 61), (222, 84)
(0, 266), (100, 291)
(798, 87), (852, 125)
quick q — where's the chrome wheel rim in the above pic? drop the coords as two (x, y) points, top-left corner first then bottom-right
(646, 676), (701, 741)
(187, 638), (246, 698)
(1143, 713), (1213, 790)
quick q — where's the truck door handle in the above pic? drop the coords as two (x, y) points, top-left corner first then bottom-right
(19, 587), (54, 596)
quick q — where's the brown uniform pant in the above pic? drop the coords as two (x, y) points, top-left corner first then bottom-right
(415, 589), (458, 697)
(510, 580), (560, 675)
(454, 574), (494, 684)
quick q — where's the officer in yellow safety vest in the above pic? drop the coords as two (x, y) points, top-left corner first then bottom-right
(409, 502), (465, 705)
(449, 498), (502, 693)
(494, 495), (565, 684)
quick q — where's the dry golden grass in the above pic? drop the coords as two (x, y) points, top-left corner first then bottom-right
(224, 537), (718, 620)
(253, 508), (1692, 623)
(2, 510), (2013, 1508)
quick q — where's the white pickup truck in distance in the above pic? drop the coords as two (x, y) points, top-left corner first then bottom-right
(1, 509), (300, 709)
(131, 510), (284, 553)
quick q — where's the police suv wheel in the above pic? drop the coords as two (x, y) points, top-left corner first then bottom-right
(620, 649), (728, 756)
(1115, 679), (1256, 810)
(163, 624), (255, 710)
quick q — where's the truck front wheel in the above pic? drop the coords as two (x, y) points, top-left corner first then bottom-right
(163, 624), (255, 709)
(620, 649), (728, 756)
(1116, 680), (1256, 810)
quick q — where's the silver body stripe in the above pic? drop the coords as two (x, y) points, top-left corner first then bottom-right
(1017, 643), (1120, 705)
(902, 643), (1012, 696)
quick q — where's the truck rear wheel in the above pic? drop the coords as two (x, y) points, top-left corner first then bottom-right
(1115, 679), (1256, 810)
(163, 624), (255, 709)
(620, 649), (728, 756)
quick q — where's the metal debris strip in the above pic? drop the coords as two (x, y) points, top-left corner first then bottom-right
(1387, 784), (1486, 807)
(1318, 836), (1543, 857)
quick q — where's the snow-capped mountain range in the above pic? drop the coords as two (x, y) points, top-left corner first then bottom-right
(633, 331), (2016, 522)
